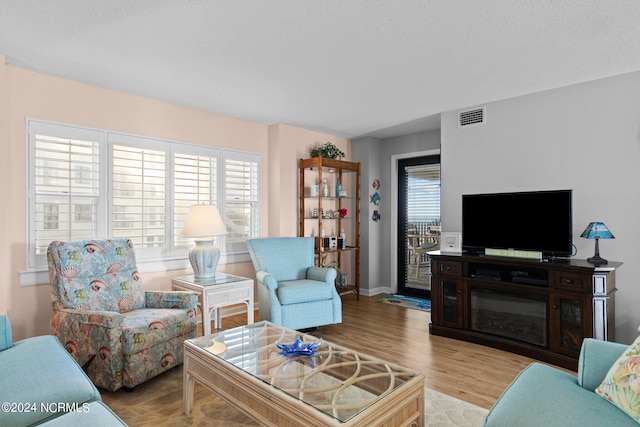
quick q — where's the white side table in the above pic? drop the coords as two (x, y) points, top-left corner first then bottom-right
(171, 273), (254, 336)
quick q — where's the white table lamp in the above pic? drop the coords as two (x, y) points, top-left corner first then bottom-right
(182, 204), (227, 279)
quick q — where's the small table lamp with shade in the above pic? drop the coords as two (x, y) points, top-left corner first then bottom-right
(580, 221), (614, 266)
(182, 204), (227, 279)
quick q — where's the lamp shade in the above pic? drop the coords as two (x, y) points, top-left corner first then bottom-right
(580, 222), (614, 240)
(181, 204), (227, 239)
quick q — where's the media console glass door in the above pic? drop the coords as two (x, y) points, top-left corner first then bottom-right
(549, 293), (590, 356)
(432, 277), (464, 329)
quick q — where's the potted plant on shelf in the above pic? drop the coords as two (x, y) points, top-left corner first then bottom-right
(309, 142), (345, 160)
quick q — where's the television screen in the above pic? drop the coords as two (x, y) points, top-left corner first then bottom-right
(462, 189), (573, 257)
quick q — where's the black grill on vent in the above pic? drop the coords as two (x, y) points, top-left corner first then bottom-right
(459, 108), (485, 126)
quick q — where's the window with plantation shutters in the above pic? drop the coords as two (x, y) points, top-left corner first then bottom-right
(28, 122), (103, 269)
(112, 143), (167, 251)
(223, 152), (259, 254)
(173, 149), (218, 248)
(26, 119), (260, 277)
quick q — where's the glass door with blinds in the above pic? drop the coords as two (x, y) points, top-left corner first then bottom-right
(397, 155), (441, 298)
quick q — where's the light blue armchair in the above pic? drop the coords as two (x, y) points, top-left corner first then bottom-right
(246, 237), (342, 330)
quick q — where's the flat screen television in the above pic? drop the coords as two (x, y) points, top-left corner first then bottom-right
(462, 189), (573, 258)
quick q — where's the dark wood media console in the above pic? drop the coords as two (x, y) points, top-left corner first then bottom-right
(428, 252), (621, 370)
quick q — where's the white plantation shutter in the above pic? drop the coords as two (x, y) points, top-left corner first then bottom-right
(28, 122), (103, 268)
(173, 149), (219, 247)
(224, 152), (259, 254)
(109, 134), (168, 257)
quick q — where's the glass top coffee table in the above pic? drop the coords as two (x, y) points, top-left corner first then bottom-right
(183, 321), (425, 427)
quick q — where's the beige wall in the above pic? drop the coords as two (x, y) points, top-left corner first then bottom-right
(0, 58), (350, 340)
(0, 55), (9, 319)
(267, 123), (350, 236)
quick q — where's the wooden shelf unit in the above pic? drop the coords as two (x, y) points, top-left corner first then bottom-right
(299, 157), (361, 298)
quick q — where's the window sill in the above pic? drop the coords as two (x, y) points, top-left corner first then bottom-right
(20, 252), (251, 287)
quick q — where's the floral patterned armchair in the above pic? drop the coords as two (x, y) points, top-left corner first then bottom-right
(47, 238), (198, 391)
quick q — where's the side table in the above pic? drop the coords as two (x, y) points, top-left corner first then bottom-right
(171, 273), (254, 336)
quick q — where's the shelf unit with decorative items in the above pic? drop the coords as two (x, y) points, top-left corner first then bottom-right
(299, 157), (361, 299)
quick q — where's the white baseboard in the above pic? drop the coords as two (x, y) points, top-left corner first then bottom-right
(361, 286), (393, 296)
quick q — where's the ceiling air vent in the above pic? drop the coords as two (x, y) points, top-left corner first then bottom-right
(458, 107), (485, 127)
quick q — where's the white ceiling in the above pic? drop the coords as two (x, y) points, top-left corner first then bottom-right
(2, 1), (640, 139)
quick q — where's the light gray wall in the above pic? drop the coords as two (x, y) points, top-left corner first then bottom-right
(352, 137), (383, 293)
(353, 130), (441, 294)
(441, 70), (640, 344)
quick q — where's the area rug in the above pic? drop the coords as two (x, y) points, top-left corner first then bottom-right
(378, 294), (431, 312)
(425, 388), (489, 427)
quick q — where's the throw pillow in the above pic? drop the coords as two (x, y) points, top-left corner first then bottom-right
(596, 335), (640, 423)
(0, 314), (12, 351)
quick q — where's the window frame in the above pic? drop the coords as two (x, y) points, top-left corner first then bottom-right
(23, 119), (260, 286)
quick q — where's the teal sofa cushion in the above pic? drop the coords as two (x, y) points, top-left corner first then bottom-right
(483, 363), (637, 426)
(0, 335), (101, 426)
(578, 337), (628, 391)
(0, 314), (12, 351)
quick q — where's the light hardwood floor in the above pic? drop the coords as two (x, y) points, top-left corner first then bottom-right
(101, 294), (572, 426)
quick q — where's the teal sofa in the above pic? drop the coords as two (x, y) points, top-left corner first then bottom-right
(483, 338), (637, 426)
(0, 314), (126, 426)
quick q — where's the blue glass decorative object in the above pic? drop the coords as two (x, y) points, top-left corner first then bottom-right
(275, 335), (322, 356)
